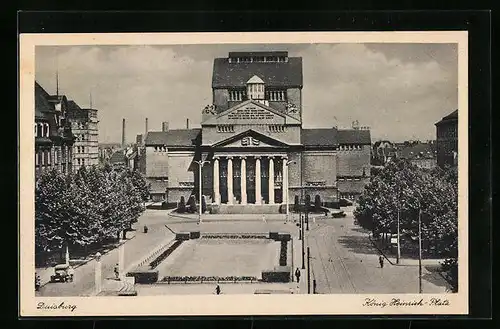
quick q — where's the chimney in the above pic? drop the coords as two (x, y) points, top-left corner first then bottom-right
(162, 122), (169, 132)
(122, 118), (126, 148)
(186, 118), (190, 129)
(145, 118), (149, 135)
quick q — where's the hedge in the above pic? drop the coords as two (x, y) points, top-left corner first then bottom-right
(279, 241), (288, 266)
(189, 231), (201, 239)
(261, 266), (291, 283)
(149, 240), (183, 269)
(269, 232), (279, 240)
(175, 233), (190, 241)
(126, 269), (159, 284)
(161, 276), (258, 283)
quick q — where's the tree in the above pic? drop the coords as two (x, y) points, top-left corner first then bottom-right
(201, 195), (207, 213)
(314, 195), (321, 211)
(354, 159), (458, 258)
(188, 195), (197, 213)
(178, 196), (186, 213)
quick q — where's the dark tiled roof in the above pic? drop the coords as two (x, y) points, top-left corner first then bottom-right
(301, 129), (338, 147)
(435, 109), (458, 125)
(109, 150), (126, 164)
(212, 57), (303, 88)
(145, 129), (201, 147)
(35, 81), (54, 119)
(67, 100), (81, 111)
(337, 129), (371, 144)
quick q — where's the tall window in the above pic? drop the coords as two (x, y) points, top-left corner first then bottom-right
(229, 89), (246, 101)
(266, 90), (287, 101)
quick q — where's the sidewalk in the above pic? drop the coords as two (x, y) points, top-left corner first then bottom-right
(35, 232), (136, 288)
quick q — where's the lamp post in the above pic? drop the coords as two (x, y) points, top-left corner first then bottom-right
(194, 160), (210, 223)
(94, 252), (102, 295)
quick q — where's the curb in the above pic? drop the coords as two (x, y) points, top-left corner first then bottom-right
(37, 234), (137, 288)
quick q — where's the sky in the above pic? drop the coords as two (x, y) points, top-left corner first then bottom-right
(35, 43), (458, 144)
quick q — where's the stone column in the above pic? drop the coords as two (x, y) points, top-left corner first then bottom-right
(268, 157), (275, 204)
(240, 156), (247, 205)
(282, 156), (288, 204)
(227, 156), (234, 204)
(255, 156), (261, 204)
(213, 157), (220, 204)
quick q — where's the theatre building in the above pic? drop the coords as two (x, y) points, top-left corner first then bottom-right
(143, 51), (371, 211)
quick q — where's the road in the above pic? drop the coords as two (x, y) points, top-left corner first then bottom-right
(305, 209), (451, 294)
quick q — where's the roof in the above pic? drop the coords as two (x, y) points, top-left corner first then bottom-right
(35, 81), (54, 119)
(435, 109), (458, 126)
(301, 129), (338, 147)
(247, 75), (265, 84)
(229, 51), (288, 58)
(212, 57), (303, 88)
(67, 100), (81, 111)
(109, 150), (126, 164)
(337, 129), (371, 144)
(397, 143), (436, 160)
(145, 129), (201, 147)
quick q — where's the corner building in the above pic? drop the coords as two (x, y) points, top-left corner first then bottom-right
(144, 51), (371, 211)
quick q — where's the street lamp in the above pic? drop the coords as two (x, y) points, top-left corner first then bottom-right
(284, 160), (296, 223)
(194, 160), (210, 223)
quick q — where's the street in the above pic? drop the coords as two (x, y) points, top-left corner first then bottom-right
(305, 209), (452, 294)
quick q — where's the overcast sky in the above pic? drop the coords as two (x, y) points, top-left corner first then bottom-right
(35, 43), (458, 144)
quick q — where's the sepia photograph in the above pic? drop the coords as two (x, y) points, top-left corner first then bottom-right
(19, 32), (468, 316)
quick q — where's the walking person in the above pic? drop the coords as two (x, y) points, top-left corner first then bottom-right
(215, 284), (221, 295)
(114, 263), (120, 280)
(295, 268), (301, 283)
(379, 255), (384, 269)
(67, 266), (75, 282)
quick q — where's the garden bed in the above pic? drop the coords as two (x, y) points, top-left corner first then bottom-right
(161, 275), (259, 284)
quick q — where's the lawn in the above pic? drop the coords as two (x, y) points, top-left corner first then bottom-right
(157, 239), (277, 278)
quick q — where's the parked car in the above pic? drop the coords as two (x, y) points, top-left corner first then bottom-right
(339, 199), (353, 207)
(331, 211), (347, 218)
(50, 264), (70, 283)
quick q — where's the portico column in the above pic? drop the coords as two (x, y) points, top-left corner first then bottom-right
(255, 156), (261, 204)
(227, 156), (234, 204)
(213, 157), (220, 204)
(240, 156), (247, 205)
(268, 156), (275, 204)
(282, 156), (288, 204)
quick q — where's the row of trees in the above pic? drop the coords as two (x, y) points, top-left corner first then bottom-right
(354, 159), (458, 290)
(176, 195), (207, 214)
(35, 165), (150, 260)
(354, 159), (458, 258)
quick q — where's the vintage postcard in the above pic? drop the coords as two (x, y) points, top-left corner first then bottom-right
(19, 31), (468, 316)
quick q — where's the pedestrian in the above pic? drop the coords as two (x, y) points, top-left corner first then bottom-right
(114, 263), (120, 279)
(379, 255), (384, 268)
(262, 214), (266, 223)
(215, 284), (221, 295)
(143, 225), (148, 233)
(295, 268), (301, 283)
(313, 279), (317, 294)
(67, 266), (75, 282)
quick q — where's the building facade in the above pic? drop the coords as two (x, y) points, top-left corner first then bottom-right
(435, 110), (458, 168)
(35, 82), (75, 179)
(67, 102), (99, 171)
(395, 141), (437, 169)
(141, 51), (371, 210)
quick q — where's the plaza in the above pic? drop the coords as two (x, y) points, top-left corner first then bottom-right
(35, 207), (451, 296)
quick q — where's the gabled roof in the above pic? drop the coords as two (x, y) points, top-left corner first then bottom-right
(211, 129), (291, 148)
(337, 129), (371, 145)
(397, 143), (436, 160)
(145, 129), (201, 147)
(202, 99), (301, 125)
(109, 150), (126, 164)
(212, 57), (303, 88)
(435, 109), (458, 126)
(35, 81), (54, 119)
(301, 129), (338, 147)
(247, 75), (265, 84)
(67, 100), (81, 111)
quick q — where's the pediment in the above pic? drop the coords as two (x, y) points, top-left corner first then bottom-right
(202, 100), (301, 125)
(212, 129), (289, 148)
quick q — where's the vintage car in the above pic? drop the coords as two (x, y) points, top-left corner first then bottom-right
(50, 264), (70, 283)
(331, 211), (347, 218)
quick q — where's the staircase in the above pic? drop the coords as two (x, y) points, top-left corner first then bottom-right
(218, 204), (281, 214)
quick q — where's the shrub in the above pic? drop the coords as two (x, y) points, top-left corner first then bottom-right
(189, 231), (201, 239)
(149, 240), (183, 269)
(269, 232), (279, 240)
(188, 195), (197, 213)
(304, 194), (311, 211)
(201, 195), (207, 213)
(178, 196), (186, 213)
(314, 195), (322, 211)
(126, 269), (159, 284)
(209, 204), (220, 214)
(261, 266), (291, 283)
(293, 195), (299, 212)
(276, 233), (291, 242)
(279, 241), (288, 266)
(175, 233), (190, 241)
